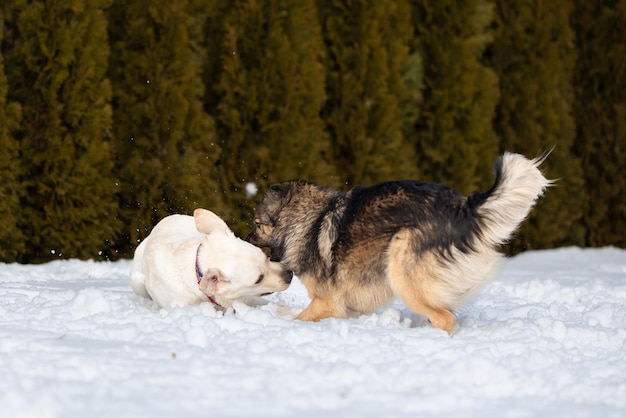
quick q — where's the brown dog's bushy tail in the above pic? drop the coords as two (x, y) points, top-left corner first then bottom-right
(470, 152), (554, 247)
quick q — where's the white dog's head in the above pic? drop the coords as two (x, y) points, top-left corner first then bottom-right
(193, 209), (293, 303)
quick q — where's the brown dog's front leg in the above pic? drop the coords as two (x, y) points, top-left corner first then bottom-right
(296, 297), (345, 322)
(427, 309), (457, 335)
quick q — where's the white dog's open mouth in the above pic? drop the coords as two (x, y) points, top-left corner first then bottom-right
(259, 292), (273, 297)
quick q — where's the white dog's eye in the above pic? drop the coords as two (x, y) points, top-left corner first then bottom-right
(255, 274), (264, 285)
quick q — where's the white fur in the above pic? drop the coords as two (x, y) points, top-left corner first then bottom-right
(436, 152), (553, 308)
(130, 209), (291, 309)
(478, 152), (554, 246)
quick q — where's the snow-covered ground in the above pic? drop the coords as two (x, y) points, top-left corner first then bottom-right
(1, 247), (625, 417)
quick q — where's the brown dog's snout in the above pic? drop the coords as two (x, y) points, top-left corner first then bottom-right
(283, 270), (294, 285)
(245, 231), (256, 244)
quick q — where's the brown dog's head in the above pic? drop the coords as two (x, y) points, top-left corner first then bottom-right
(246, 182), (292, 248)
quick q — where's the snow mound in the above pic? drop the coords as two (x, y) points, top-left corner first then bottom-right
(1, 247), (625, 417)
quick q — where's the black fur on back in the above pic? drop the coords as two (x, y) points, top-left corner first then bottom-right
(336, 181), (484, 259)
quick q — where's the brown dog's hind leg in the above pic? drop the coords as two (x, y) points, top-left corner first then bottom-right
(421, 306), (456, 334)
(394, 283), (457, 334)
(296, 297), (346, 322)
(388, 230), (457, 334)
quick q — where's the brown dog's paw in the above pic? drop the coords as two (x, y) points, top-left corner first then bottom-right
(296, 298), (345, 322)
(428, 310), (457, 335)
(296, 307), (323, 322)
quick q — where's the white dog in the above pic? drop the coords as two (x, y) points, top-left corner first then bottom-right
(130, 208), (293, 310)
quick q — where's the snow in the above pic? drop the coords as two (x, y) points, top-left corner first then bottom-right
(245, 182), (258, 198)
(1, 247), (625, 417)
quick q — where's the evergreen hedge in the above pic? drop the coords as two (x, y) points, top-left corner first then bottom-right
(5, 0), (119, 262)
(491, 0), (585, 252)
(209, 0), (336, 235)
(107, 0), (223, 254)
(411, 0), (500, 193)
(0, 9), (24, 262)
(319, 0), (418, 186)
(572, 0), (626, 247)
(0, 0), (624, 262)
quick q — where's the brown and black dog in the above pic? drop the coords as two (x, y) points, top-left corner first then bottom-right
(247, 152), (552, 333)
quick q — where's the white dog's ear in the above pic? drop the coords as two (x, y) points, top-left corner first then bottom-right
(198, 268), (229, 294)
(194, 208), (233, 236)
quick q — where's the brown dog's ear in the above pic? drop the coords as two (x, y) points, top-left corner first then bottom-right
(198, 268), (229, 294)
(194, 208), (233, 236)
(269, 182), (291, 202)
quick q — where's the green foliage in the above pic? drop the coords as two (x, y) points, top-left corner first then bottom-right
(0, 10), (24, 262)
(410, 0), (500, 193)
(7, 0), (119, 262)
(320, 0), (419, 186)
(0, 0), (624, 261)
(491, 0), (585, 252)
(211, 0), (334, 235)
(572, 0), (626, 247)
(108, 0), (223, 254)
